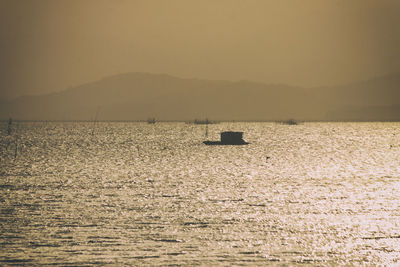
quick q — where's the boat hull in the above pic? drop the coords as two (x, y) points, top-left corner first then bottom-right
(203, 141), (249, 146)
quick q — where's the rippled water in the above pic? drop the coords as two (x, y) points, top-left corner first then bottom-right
(1, 122), (400, 265)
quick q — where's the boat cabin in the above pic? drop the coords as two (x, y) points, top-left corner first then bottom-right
(204, 131), (248, 145)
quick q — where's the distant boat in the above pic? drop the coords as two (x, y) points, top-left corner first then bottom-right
(204, 131), (249, 145)
(278, 119), (298, 125)
(193, 118), (217, 124)
(147, 118), (156, 124)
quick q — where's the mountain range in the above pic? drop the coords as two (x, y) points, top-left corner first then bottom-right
(1, 72), (399, 121)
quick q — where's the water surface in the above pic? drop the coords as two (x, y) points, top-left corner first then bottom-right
(1, 122), (400, 265)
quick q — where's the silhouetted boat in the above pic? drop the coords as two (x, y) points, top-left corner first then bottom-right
(194, 119), (211, 124)
(278, 119), (298, 125)
(203, 131), (249, 145)
(147, 118), (156, 124)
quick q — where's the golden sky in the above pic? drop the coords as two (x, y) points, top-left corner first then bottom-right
(1, 0), (399, 99)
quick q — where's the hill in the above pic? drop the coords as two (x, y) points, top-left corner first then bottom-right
(1, 72), (400, 121)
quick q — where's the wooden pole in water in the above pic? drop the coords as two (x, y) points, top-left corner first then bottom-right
(7, 117), (12, 135)
(14, 135), (18, 159)
(91, 107), (100, 136)
(205, 119), (208, 138)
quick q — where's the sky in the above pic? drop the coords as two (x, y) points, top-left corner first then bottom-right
(1, 0), (400, 99)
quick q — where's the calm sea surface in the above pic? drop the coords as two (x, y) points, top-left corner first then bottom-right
(1, 122), (400, 265)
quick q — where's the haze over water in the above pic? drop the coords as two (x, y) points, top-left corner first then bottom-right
(1, 121), (400, 265)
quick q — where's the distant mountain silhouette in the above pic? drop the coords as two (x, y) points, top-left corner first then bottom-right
(1, 72), (400, 121)
(313, 73), (400, 121)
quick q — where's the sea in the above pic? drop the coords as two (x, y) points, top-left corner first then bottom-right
(1, 121), (400, 265)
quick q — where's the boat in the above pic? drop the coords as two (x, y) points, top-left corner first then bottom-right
(147, 118), (156, 124)
(203, 131), (249, 145)
(284, 119), (297, 125)
(277, 119), (298, 125)
(194, 118), (213, 124)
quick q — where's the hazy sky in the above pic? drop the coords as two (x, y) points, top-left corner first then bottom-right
(1, 0), (400, 99)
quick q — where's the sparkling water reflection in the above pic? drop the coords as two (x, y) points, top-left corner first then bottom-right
(1, 122), (400, 265)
